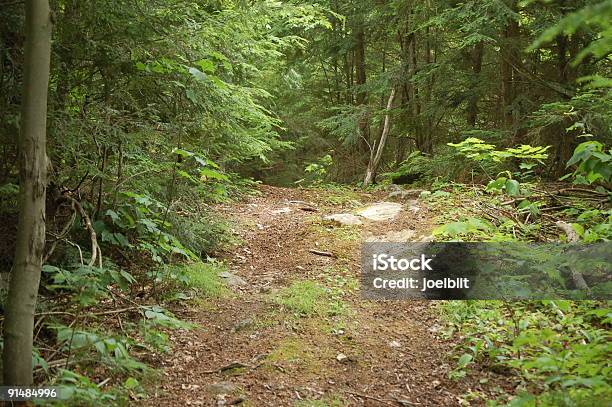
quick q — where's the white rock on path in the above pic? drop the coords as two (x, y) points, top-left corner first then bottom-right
(218, 271), (247, 287)
(324, 213), (363, 226)
(357, 202), (403, 221)
(365, 228), (416, 242)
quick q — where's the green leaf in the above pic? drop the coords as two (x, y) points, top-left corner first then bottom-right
(505, 179), (520, 196)
(124, 377), (140, 390)
(457, 353), (473, 368)
(195, 59), (215, 74)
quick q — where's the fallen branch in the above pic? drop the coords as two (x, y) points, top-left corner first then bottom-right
(202, 361), (261, 374)
(555, 221), (579, 243)
(299, 206), (318, 212)
(308, 249), (335, 258)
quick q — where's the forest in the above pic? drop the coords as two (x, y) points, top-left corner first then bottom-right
(0, 0), (610, 406)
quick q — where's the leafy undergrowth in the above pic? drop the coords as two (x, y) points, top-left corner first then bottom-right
(24, 261), (228, 406)
(423, 141), (611, 406)
(440, 301), (611, 406)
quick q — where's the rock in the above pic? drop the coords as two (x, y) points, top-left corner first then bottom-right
(388, 340), (402, 348)
(206, 381), (238, 396)
(336, 353), (349, 363)
(366, 229), (416, 242)
(387, 189), (425, 201)
(324, 213), (363, 226)
(218, 271), (247, 287)
(357, 202), (403, 221)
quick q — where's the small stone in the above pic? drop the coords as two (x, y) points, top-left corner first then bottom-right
(389, 340), (402, 348)
(366, 229), (416, 242)
(218, 271), (247, 287)
(271, 207), (291, 214)
(336, 353), (348, 363)
(206, 381), (238, 396)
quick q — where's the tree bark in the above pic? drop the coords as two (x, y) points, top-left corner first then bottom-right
(3, 0), (52, 386)
(354, 26), (370, 153)
(363, 88), (396, 187)
(467, 41), (484, 127)
(500, 0), (520, 130)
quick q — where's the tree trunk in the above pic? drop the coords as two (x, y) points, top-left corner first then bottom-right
(363, 88), (396, 187)
(355, 26), (370, 153)
(467, 41), (484, 127)
(500, 0), (520, 130)
(3, 0), (52, 386)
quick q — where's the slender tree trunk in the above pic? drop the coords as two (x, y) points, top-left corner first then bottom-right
(364, 88), (396, 187)
(354, 26), (369, 153)
(467, 41), (484, 127)
(3, 0), (52, 386)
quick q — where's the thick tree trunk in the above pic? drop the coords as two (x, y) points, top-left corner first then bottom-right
(363, 88), (396, 187)
(3, 0), (52, 386)
(500, 0), (520, 130)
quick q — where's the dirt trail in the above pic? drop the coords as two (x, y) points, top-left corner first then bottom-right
(145, 186), (493, 406)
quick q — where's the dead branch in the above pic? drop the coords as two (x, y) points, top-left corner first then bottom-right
(308, 249), (335, 258)
(43, 210), (77, 263)
(56, 195), (102, 267)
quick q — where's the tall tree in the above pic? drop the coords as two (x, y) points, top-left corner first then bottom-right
(2, 0), (52, 385)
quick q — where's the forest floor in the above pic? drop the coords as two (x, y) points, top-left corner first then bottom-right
(143, 185), (510, 406)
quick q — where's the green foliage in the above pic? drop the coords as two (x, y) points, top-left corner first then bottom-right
(529, 0), (612, 65)
(43, 264), (135, 306)
(99, 192), (197, 263)
(298, 154), (334, 185)
(56, 369), (124, 406)
(164, 261), (229, 299)
(433, 217), (498, 240)
(441, 300), (612, 406)
(274, 280), (347, 318)
(0, 183), (18, 213)
(567, 208), (612, 242)
(275, 280), (328, 316)
(563, 141), (612, 185)
(449, 138), (549, 165)
(382, 151), (432, 184)
(486, 174), (521, 196)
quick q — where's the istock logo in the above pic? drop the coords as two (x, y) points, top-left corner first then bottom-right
(372, 254), (433, 271)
